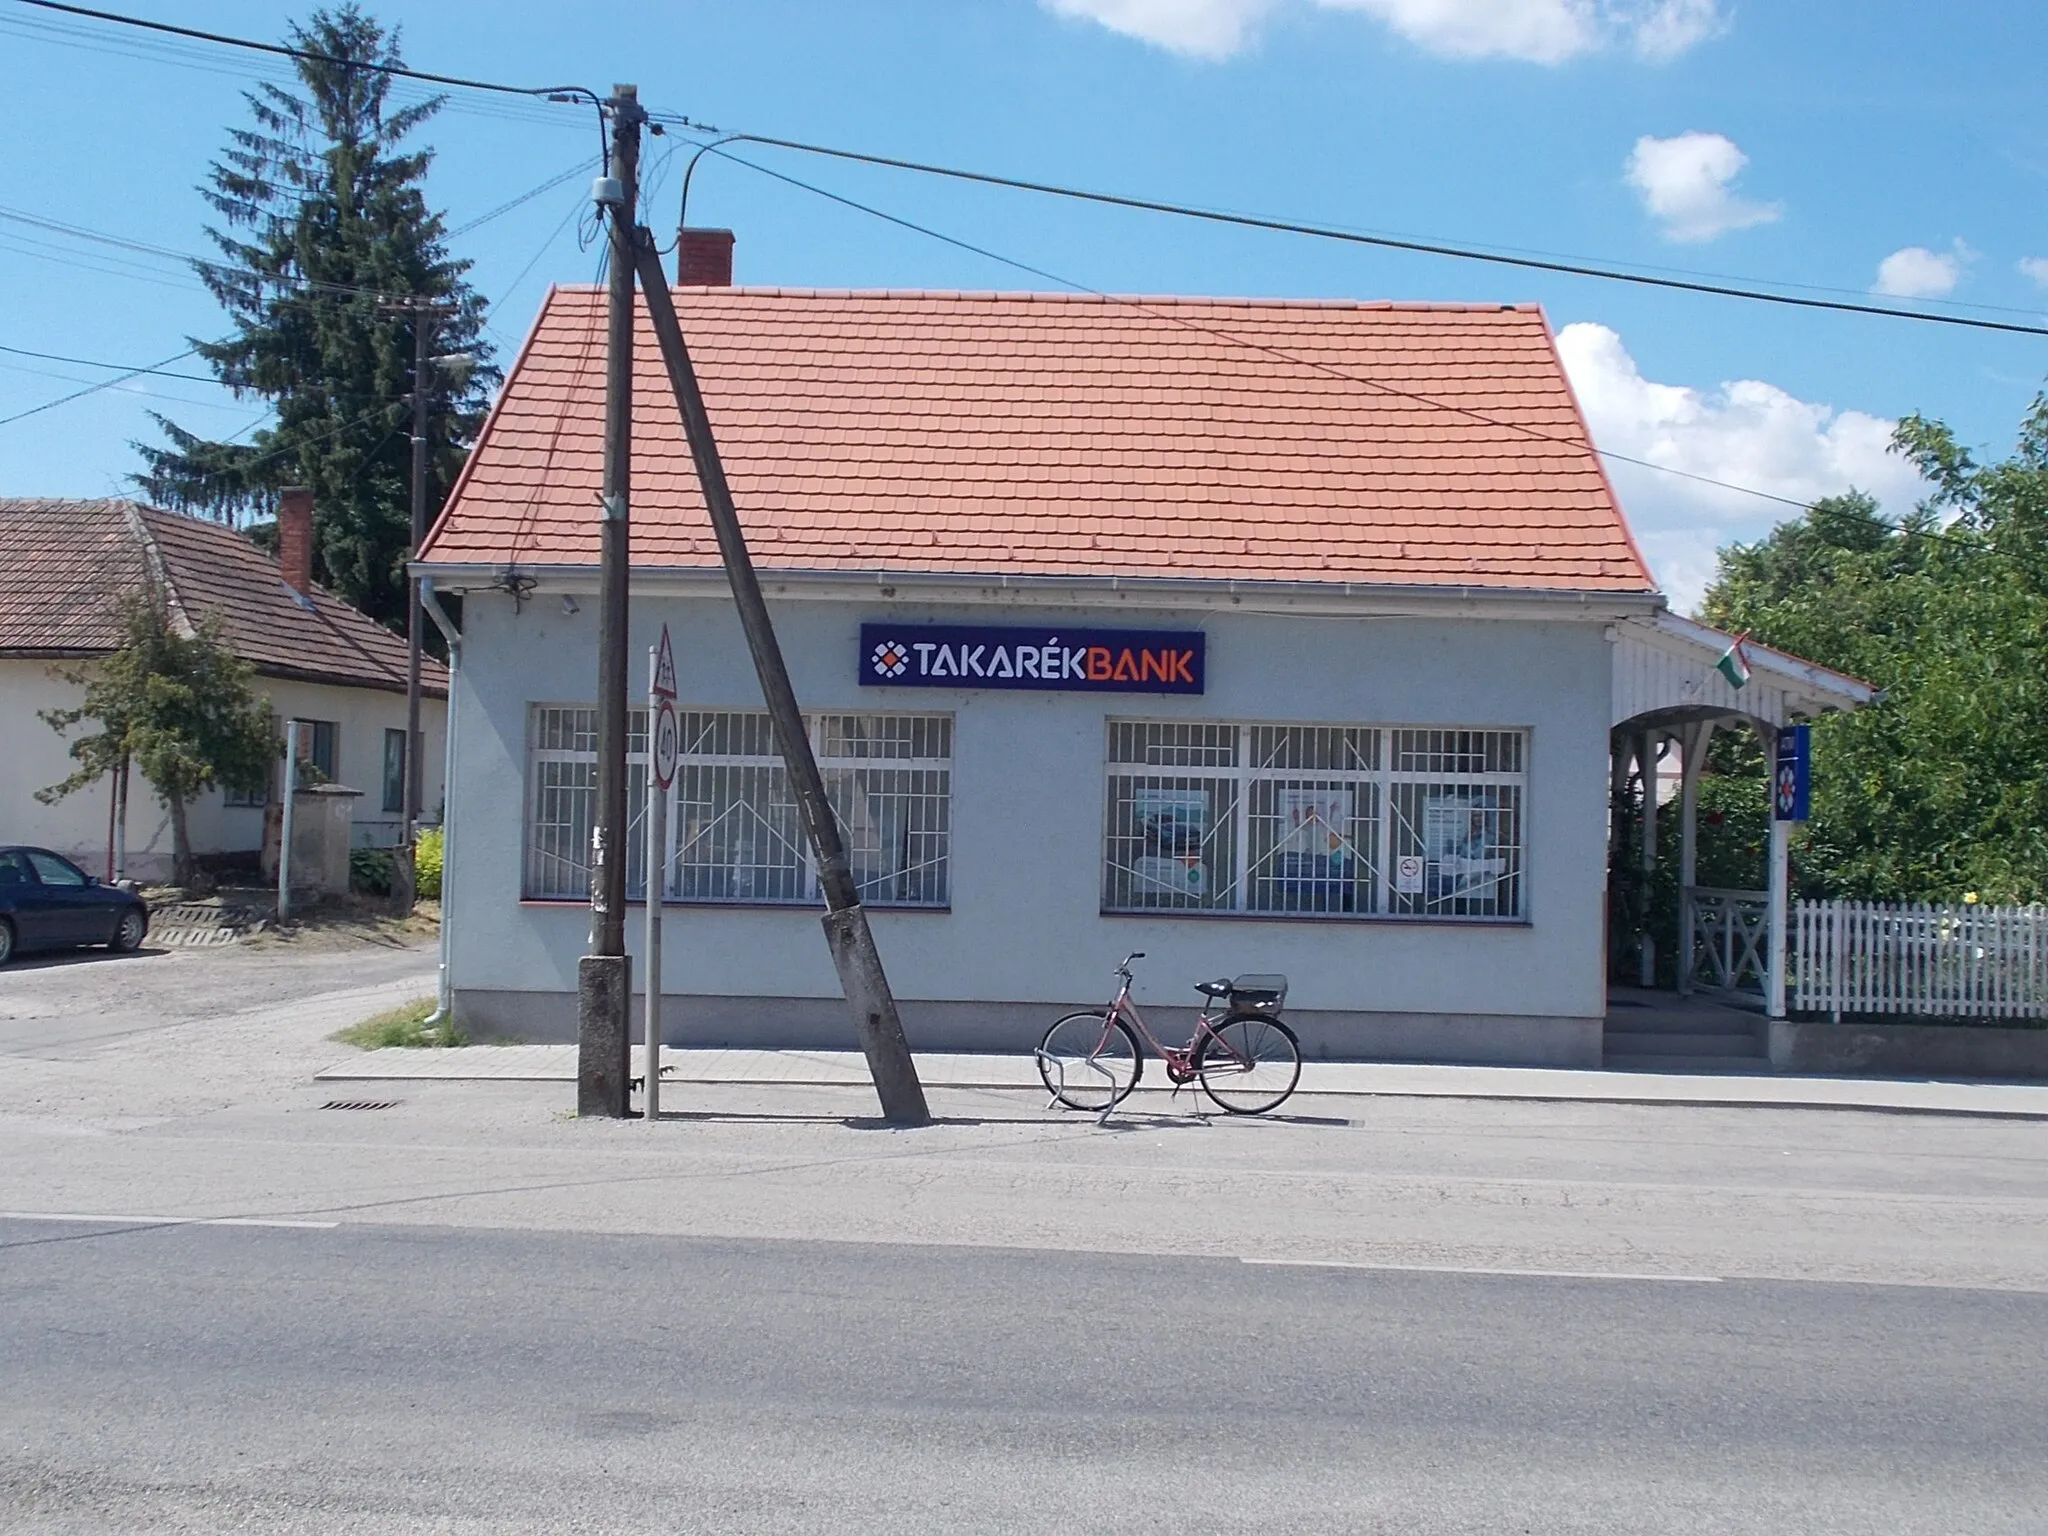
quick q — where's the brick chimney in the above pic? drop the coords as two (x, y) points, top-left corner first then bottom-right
(277, 486), (314, 597)
(676, 227), (735, 287)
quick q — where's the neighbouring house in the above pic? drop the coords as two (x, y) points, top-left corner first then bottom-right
(412, 231), (1869, 1064)
(1, 491), (447, 884)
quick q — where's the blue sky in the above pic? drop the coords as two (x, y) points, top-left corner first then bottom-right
(3, 0), (2044, 612)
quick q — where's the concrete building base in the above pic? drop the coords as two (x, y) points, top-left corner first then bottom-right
(1770, 1019), (2048, 1081)
(454, 989), (1604, 1069)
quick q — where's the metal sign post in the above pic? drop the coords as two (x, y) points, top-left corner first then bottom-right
(644, 626), (678, 1121)
(1767, 725), (1812, 1019)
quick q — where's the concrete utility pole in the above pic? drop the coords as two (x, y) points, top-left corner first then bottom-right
(633, 235), (931, 1127)
(578, 84), (644, 1119)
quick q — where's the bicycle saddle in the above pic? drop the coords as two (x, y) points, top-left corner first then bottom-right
(1195, 978), (1234, 998)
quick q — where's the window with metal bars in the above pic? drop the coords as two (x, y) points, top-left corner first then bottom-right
(1104, 721), (1525, 921)
(525, 706), (951, 908)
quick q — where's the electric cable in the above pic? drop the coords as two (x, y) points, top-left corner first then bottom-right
(665, 125), (2048, 340)
(11, 0), (599, 105)
(700, 145), (1995, 550)
(0, 341), (219, 383)
(0, 347), (199, 429)
(696, 144), (1827, 517)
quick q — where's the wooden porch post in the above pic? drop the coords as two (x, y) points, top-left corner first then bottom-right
(1676, 720), (1713, 996)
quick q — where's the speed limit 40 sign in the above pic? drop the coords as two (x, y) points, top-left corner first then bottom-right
(651, 700), (679, 790)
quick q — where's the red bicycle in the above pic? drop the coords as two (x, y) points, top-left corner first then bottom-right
(1036, 952), (1302, 1120)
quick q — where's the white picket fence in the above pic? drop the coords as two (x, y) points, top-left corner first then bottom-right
(1793, 899), (2048, 1020)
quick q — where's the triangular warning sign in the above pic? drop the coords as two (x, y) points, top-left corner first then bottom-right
(652, 625), (678, 699)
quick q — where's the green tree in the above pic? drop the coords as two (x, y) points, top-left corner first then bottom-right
(39, 596), (277, 889)
(136, 5), (494, 630)
(1699, 396), (2048, 904)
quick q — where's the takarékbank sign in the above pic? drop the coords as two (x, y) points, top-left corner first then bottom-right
(859, 623), (1205, 695)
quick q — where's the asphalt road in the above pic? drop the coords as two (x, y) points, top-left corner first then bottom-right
(0, 937), (434, 1059)
(2, 1217), (2043, 1534)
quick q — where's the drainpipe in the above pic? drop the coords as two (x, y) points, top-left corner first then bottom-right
(419, 578), (461, 1028)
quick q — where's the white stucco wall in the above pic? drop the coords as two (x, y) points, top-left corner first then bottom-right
(442, 587), (1615, 1062)
(2, 658), (445, 882)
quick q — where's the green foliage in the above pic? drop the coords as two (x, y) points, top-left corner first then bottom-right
(414, 825), (443, 900)
(333, 997), (464, 1049)
(39, 595), (276, 887)
(1700, 395), (2048, 904)
(350, 845), (394, 895)
(134, 5), (495, 631)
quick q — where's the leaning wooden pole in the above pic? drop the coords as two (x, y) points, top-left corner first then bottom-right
(633, 231), (931, 1127)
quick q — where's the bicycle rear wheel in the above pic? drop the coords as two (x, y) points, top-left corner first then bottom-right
(1037, 1012), (1143, 1112)
(1193, 1013), (1301, 1114)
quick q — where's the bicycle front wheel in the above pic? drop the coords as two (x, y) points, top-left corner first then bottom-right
(1193, 1013), (1301, 1114)
(1038, 1012), (1143, 1112)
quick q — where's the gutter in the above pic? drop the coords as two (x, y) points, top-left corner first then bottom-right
(417, 579), (462, 1030)
(412, 560), (1665, 622)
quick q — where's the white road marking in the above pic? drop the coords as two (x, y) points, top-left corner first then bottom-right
(0, 1211), (339, 1230)
(1244, 1258), (1722, 1283)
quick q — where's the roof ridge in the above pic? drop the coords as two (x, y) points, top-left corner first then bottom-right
(546, 284), (1542, 314)
(124, 501), (197, 640)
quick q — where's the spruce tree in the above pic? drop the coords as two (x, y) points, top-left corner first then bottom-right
(137, 5), (494, 630)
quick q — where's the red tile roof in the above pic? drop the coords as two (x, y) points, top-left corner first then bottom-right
(422, 287), (1654, 593)
(0, 498), (444, 696)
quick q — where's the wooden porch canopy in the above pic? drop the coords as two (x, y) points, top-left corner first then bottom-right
(1610, 612), (1878, 1013)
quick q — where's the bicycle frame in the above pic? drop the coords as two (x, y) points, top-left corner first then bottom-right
(1098, 970), (1246, 1084)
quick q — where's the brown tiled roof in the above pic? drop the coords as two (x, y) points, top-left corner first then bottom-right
(0, 498), (444, 696)
(421, 286), (1655, 593)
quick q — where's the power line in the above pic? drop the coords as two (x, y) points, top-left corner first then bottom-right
(667, 125), (2048, 340)
(0, 347), (199, 429)
(0, 341), (219, 383)
(12, 0), (600, 104)
(700, 144), (1825, 520)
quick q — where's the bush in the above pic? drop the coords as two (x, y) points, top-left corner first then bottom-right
(350, 845), (394, 896)
(415, 826), (443, 900)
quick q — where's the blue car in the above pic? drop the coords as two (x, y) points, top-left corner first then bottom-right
(0, 846), (150, 966)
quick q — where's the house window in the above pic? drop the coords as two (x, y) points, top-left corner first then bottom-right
(1104, 721), (1525, 921)
(223, 772), (266, 808)
(383, 728), (408, 814)
(286, 719), (339, 783)
(523, 706), (951, 908)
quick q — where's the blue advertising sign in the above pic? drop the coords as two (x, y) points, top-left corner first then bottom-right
(1773, 724), (1811, 822)
(860, 623), (1205, 695)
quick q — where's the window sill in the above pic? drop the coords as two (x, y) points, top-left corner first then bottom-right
(1101, 907), (1530, 929)
(517, 897), (952, 915)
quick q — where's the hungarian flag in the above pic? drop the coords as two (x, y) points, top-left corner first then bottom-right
(1715, 631), (1752, 689)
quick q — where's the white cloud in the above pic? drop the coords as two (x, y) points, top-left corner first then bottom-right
(1557, 322), (1929, 615)
(1043, 0), (1723, 62)
(1042, 0), (1273, 58)
(2017, 256), (2048, 288)
(1624, 132), (1779, 243)
(1872, 244), (1961, 299)
(1626, 0), (1721, 60)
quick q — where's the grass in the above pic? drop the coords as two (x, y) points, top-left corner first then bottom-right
(333, 998), (467, 1050)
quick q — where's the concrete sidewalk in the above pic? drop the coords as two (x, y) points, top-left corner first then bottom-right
(315, 1044), (2048, 1119)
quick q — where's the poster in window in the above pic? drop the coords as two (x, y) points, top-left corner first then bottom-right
(1423, 789), (1505, 899)
(1131, 785), (1211, 899)
(1276, 787), (1351, 863)
(1272, 786), (1353, 909)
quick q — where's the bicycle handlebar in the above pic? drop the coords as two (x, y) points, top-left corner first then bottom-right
(1116, 951), (1146, 976)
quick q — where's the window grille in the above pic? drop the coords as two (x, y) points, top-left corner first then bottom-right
(526, 706), (949, 908)
(1105, 722), (1525, 921)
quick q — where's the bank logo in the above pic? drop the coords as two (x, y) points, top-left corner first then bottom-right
(870, 638), (910, 679)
